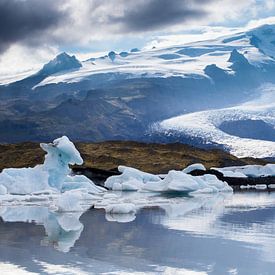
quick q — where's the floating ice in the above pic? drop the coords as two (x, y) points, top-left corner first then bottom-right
(0, 185), (7, 195)
(183, 163), (206, 174)
(145, 170), (232, 193)
(105, 203), (136, 214)
(0, 136), (104, 195)
(213, 164), (275, 178)
(56, 190), (85, 212)
(105, 166), (232, 193)
(104, 165), (161, 191)
(213, 168), (247, 178)
(240, 184), (268, 190)
(255, 184), (267, 190)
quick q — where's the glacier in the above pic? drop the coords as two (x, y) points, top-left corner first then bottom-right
(1, 23), (275, 157)
(154, 84), (275, 158)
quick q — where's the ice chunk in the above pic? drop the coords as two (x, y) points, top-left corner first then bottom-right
(183, 163), (206, 174)
(144, 170), (232, 193)
(0, 136), (103, 195)
(0, 166), (50, 194)
(104, 165), (161, 191)
(255, 184), (267, 190)
(41, 136), (83, 190)
(105, 165), (232, 194)
(213, 168), (247, 178)
(56, 191), (84, 212)
(105, 203), (136, 214)
(62, 175), (105, 194)
(0, 184), (8, 195)
(105, 212), (136, 223)
(213, 164), (275, 178)
(240, 185), (252, 189)
(145, 170), (201, 192)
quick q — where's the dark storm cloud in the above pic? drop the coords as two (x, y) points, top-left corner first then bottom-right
(108, 0), (212, 32)
(0, 0), (65, 53)
(0, 0), (215, 55)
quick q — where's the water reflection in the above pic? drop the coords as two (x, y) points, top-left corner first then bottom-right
(0, 192), (275, 274)
(0, 206), (84, 253)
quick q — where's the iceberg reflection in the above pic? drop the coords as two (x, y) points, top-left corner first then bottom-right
(1, 192), (275, 274)
(0, 206), (84, 253)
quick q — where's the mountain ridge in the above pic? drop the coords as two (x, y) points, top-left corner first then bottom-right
(0, 23), (275, 158)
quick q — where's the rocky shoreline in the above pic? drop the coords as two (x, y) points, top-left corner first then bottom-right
(0, 140), (274, 190)
(72, 166), (275, 191)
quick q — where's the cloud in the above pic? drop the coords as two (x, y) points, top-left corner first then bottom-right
(58, 0), (274, 45)
(1, 0), (274, 54)
(107, 0), (209, 32)
(0, 0), (275, 76)
(0, 0), (66, 54)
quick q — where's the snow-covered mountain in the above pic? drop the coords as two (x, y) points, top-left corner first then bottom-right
(38, 52), (82, 76)
(0, 23), (275, 158)
(0, 23), (274, 88)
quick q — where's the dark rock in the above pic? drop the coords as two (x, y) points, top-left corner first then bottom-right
(72, 167), (120, 188)
(189, 169), (275, 188)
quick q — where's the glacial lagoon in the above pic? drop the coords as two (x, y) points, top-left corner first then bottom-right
(0, 191), (275, 275)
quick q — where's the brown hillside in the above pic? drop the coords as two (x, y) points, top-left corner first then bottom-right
(0, 141), (268, 174)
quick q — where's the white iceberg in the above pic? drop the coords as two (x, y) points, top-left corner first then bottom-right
(104, 165), (161, 191)
(0, 136), (104, 195)
(213, 164), (275, 178)
(144, 170), (232, 193)
(56, 190), (86, 212)
(212, 168), (247, 178)
(105, 165), (232, 193)
(183, 163), (206, 174)
(0, 185), (7, 195)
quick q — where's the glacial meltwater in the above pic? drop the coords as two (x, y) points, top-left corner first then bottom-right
(0, 191), (275, 275)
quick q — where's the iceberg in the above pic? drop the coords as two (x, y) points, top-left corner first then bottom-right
(105, 166), (232, 193)
(0, 185), (7, 195)
(213, 164), (275, 178)
(212, 168), (247, 178)
(0, 136), (104, 195)
(183, 163), (206, 174)
(144, 170), (232, 193)
(104, 165), (161, 191)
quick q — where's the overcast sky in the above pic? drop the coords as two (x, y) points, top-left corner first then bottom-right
(1, 0), (275, 75)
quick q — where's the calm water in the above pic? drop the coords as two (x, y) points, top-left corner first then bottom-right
(1, 192), (275, 274)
